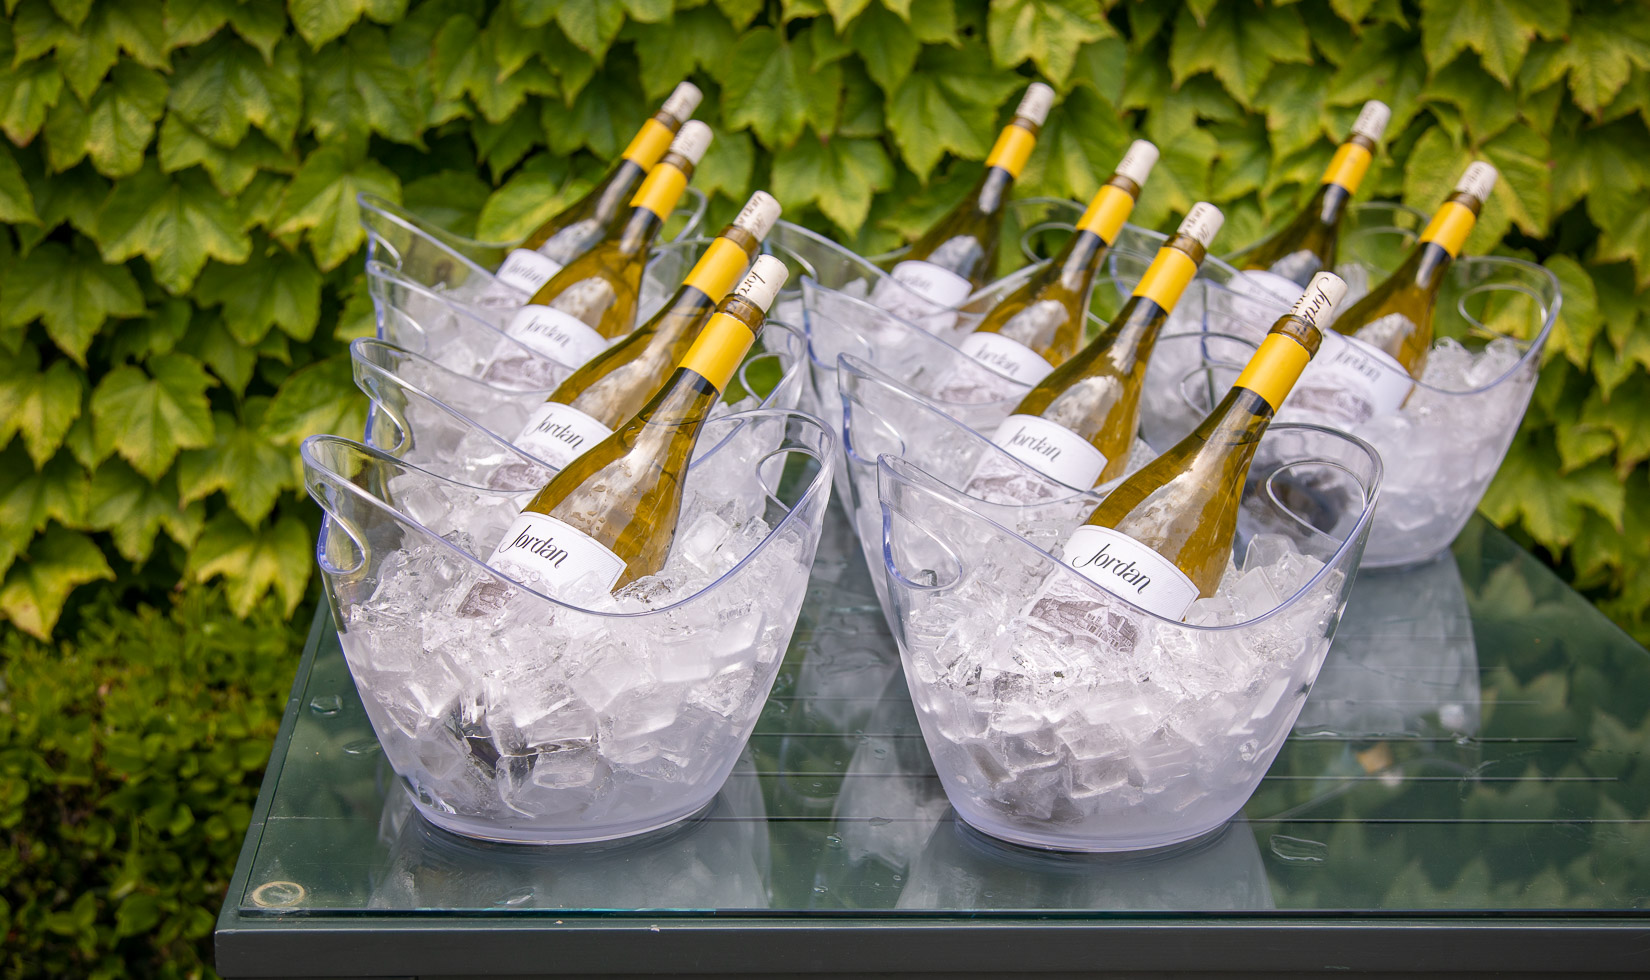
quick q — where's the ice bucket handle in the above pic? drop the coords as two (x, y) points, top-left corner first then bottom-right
(301, 435), (382, 577)
(875, 455), (975, 593)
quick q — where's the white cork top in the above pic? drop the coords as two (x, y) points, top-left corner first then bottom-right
(1177, 202), (1224, 247)
(668, 120), (713, 166)
(735, 254), (789, 313)
(1456, 161), (1498, 202)
(1113, 140), (1159, 187)
(733, 190), (782, 238)
(661, 82), (703, 123)
(1290, 272), (1348, 328)
(1350, 101), (1390, 142)
(1014, 82), (1055, 126)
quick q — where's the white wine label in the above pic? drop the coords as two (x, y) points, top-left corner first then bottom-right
(487, 512), (627, 594)
(734, 191), (782, 237)
(494, 249), (564, 295)
(1285, 330), (1413, 426)
(513, 401), (614, 469)
(958, 331), (1055, 385)
(1059, 525), (1201, 620)
(991, 414), (1108, 490)
(876, 260), (973, 332)
(505, 304), (609, 368)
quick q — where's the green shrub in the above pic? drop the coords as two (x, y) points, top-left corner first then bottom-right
(0, 585), (301, 978)
(0, 2), (1645, 642)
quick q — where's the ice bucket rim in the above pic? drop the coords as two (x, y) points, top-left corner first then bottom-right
(874, 421), (1384, 633)
(301, 406), (838, 620)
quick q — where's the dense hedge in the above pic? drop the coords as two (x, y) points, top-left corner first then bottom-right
(1, 0), (1648, 642)
(0, 588), (300, 978)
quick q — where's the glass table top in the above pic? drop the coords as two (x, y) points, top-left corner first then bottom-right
(231, 504), (1650, 920)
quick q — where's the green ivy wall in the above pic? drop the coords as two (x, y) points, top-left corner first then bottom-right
(3, 0), (1648, 642)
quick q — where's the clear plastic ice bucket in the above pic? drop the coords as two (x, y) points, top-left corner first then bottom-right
(874, 417), (1383, 851)
(300, 407), (836, 844)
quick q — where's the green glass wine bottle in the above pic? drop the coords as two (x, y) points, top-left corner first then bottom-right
(1284, 161), (1497, 426)
(871, 82), (1054, 331)
(511, 190), (782, 468)
(967, 203), (1224, 494)
(483, 255), (790, 595)
(1236, 100), (1389, 298)
(492, 82), (703, 295)
(499, 121), (713, 372)
(1033, 271), (1346, 628)
(953, 140), (1158, 385)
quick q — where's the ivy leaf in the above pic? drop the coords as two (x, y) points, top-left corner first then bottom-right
(229, 1), (284, 60)
(1069, 37), (1127, 105)
(552, 0), (626, 62)
(90, 352), (216, 480)
(404, 170), (491, 239)
(541, 74), (643, 159)
(260, 353), (367, 446)
(1253, 63), (1335, 161)
(1021, 87), (1130, 201)
(1481, 122), (1551, 237)
(288, 0), (408, 48)
(1589, 179), (1650, 289)
(631, 6), (735, 98)
(0, 525), (112, 638)
(823, 0), (872, 30)
(0, 240), (144, 364)
(1417, 0), (1570, 87)
(178, 316), (258, 394)
(1581, 375), (1650, 475)
(106, 297), (190, 364)
(86, 459), (205, 563)
(0, 348), (83, 468)
(168, 35), (303, 150)
(97, 162), (253, 294)
(54, 7), (119, 102)
(1542, 255), (1601, 368)
(0, 449), (89, 552)
(470, 113), (543, 183)
(1558, 8), (1650, 115)
(186, 511), (310, 617)
(1209, 117), (1272, 202)
(78, 61), (169, 178)
(986, 0), (1112, 86)
(157, 114), (296, 196)
(0, 142), (38, 223)
(1422, 56), (1518, 142)
(902, 0), (958, 44)
(49, 0), (92, 29)
(886, 42), (1024, 180)
(848, 3), (919, 92)
(270, 144), (401, 272)
(1167, 1), (1310, 107)
(1481, 437), (1624, 547)
(12, 1), (72, 62)
(177, 403), (295, 525)
(1136, 108), (1218, 232)
(772, 131), (893, 233)
(476, 168), (590, 243)
(194, 249), (322, 345)
(721, 26), (842, 150)
(0, 56), (64, 145)
(162, 0), (234, 52)
(303, 25), (425, 146)
(711, 0), (763, 30)
(101, 0), (170, 69)
(695, 127), (756, 203)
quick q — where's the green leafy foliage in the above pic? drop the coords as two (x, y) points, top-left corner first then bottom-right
(0, 586), (302, 977)
(0, 0), (1643, 680)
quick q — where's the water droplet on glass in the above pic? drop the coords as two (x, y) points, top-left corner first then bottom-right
(868, 816), (892, 827)
(1269, 835), (1328, 864)
(812, 884), (830, 895)
(251, 880), (307, 908)
(309, 694), (343, 716)
(824, 834), (842, 848)
(342, 736), (382, 756)
(495, 887), (535, 907)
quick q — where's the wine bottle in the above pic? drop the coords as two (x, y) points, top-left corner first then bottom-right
(492, 82), (703, 295)
(1284, 161), (1497, 426)
(871, 82), (1055, 331)
(953, 140), (1159, 385)
(1034, 272), (1346, 626)
(1236, 101), (1389, 299)
(511, 190), (783, 468)
(500, 122), (714, 371)
(483, 256), (790, 595)
(967, 203), (1224, 495)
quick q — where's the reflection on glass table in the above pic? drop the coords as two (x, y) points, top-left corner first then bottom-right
(218, 502), (1650, 977)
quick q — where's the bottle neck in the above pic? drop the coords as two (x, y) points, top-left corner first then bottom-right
(1316, 182), (1352, 228)
(974, 165), (1016, 216)
(597, 159), (650, 221)
(1049, 229), (1107, 293)
(618, 207), (667, 258)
